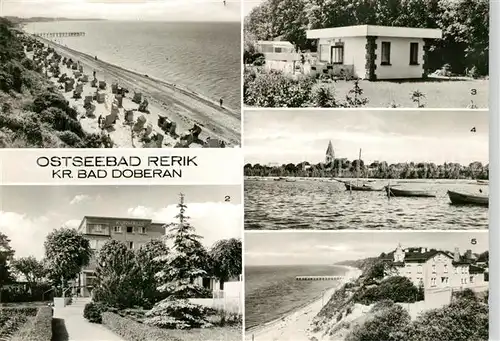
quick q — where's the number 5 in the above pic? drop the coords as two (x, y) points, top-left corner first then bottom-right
(471, 238), (477, 245)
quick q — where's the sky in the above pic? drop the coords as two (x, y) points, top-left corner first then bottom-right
(243, 0), (262, 17)
(2, 0), (241, 21)
(244, 110), (489, 165)
(0, 185), (242, 259)
(245, 231), (489, 266)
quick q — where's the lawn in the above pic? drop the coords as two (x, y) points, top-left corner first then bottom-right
(325, 78), (488, 108)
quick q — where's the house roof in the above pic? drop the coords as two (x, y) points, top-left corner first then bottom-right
(306, 25), (442, 40)
(383, 247), (474, 266)
(257, 40), (294, 47)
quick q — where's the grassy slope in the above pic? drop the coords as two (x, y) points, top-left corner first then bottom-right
(0, 18), (103, 148)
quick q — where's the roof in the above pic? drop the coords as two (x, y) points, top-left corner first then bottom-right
(307, 25), (442, 40)
(469, 265), (486, 274)
(78, 216), (166, 231)
(257, 40), (294, 47)
(384, 247), (477, 266)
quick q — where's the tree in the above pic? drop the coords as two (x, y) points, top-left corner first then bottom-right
(145, 194), (213, 329)
(11, 256), (46, 287)
(136, 239), (169, 308)
(209, 238), (242, 289)
(93, 240), (141, 309)
(0, 232), (15, 288)
(44, 228), (92, 288)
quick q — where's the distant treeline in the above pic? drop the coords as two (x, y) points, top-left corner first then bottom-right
(245, 0), (488, 76)
(244, 160), (489, 180)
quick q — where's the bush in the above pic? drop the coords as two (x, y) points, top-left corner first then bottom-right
(311, 85), (338, 107)
(243, 69), (314, 107)
(370, 299), (395, 313)
(58, 130), (82, 146)
(102, 312), (183, 341)
(145, 298), (213, 329)
(10, 307), (53, 341)
(407, 294), (488, 341)
(41, 107), (85, 137)
(346, 304), (411, 341)
(355, 276), (420, 305)
(83, 302), (108, 323)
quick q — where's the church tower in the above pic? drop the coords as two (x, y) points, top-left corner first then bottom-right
(325, 140), (334, 164)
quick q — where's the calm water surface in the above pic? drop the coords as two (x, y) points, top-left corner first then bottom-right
(245, 178), (488, 230)
(24, 21), (241, 110)
(245, 265), (348, 330)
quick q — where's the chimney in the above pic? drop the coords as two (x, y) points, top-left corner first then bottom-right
(465, 249), (472, 259)
(454, 247), (460, 262)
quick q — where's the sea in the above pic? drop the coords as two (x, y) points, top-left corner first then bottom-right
(23, 20), (241, 111)
(245, 178), (489, 230)
(245, 264), (348, 330)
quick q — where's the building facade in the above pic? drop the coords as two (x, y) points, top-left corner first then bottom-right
(75, 216), (220, 297)
(305, 25), (442, 80)
(384, 244), (487, 293)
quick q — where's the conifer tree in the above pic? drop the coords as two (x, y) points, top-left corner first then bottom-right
(145, 193), (212, 329)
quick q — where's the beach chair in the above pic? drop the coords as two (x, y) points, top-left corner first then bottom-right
(96, 92), (106, 104)
(124, 109), (134, 123)
(205, 138), (221, 148)
(133, 115), (147, 133)
(91, 79), (98, 88)
(138, 99), (149, 112)
(111, 82), (119, 94)
(80, 75), (89, 83)
(115, 94), (123, 108)
(132, 92), (142, 104)
(84, 96), (93, 107)
(103, 112), (117, 129)
(111, 103), (119, 116)
(98, 81), (107, 90)
(86, 104), (96, 117)
(74, 71), (82, 78)
(64, 80), (74, 92)
(189, 124), (202, 139)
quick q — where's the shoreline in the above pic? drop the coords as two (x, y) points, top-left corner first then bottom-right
(29, 34), (241, 146)
(245, 265), (362, 341)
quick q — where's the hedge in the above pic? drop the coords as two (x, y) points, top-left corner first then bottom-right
(102, 312), (183, 341)
(10, 307), (53, 341)
(0, 307), (38, 318)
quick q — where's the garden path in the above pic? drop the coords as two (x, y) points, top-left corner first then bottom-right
(53, 298), (125, 341)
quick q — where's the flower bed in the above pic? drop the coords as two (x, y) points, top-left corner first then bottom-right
(102, 312), (241, 341)
(10, 306), (53, 341)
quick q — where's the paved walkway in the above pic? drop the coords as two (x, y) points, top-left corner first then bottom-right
(53, 300), (125, 341)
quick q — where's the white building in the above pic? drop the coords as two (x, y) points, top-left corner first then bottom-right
(306, 25), (442, 80)
(384, 244), (488, 292)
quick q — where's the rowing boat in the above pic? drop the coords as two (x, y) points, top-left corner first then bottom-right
(344, 182), (379, 191)
(385, 186), (436, 198)
(447, 190), (488, 207)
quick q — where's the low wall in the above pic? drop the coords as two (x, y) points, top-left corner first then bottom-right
(53, 297), (71, 308)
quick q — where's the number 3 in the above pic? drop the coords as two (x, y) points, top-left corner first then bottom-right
(470, 89), (477, 96)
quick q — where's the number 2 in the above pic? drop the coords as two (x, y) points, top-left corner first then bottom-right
(225, 196), (230, 202)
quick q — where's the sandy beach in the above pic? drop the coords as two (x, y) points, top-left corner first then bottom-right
(28, 35), (240, 148)
(246, 266), (362, 341)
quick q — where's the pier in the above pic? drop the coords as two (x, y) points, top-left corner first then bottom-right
(296, 276), (344, 281)
(33, 32), (86, 38)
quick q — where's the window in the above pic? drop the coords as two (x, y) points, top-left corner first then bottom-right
(431, 278), (436, 287)
(113, 226), (122, 233)
(432, 265), (436, 273)
(128, 241), (134, 249)
(331, 44), (344, 64)
(444, 264), (448, 273)
(410, 42), (419, 65)
(274, 47), (282, 53)
(126, 226), (133, 233)
(470, 276), (474, 283)
(140, 227), (146, 234)
(417, 265), (423, 274)
(319, 44), (330, 62)
(441, 277), (448, 284)
(381, 42), (391, 65)
(93, 224), (102, 232)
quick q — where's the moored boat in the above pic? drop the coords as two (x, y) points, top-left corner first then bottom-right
(447, 190), (488, 207)
(385, 186), (436, 198)
(476, 180), (489, 185)
(344, 182), (379, 191)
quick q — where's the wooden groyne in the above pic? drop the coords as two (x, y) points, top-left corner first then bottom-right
(34, 32), (86, 38)
(296, 276), (344, 281)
